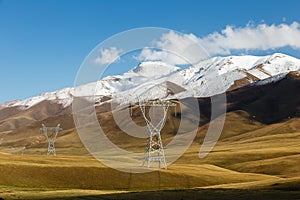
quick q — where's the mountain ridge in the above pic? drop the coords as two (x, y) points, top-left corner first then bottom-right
(1, 53), (300, 110)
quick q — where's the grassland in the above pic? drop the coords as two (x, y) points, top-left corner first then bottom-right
(1, 116), (300, 200)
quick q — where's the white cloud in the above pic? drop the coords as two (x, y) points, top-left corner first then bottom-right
(137, 22), (300, 65)
(95, 47), (123, 64)
(200, 22), (300, 55)
(137, 31), (209, 65)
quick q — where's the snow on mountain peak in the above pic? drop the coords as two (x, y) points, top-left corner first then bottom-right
(130, 61), (180, 77)
(0, 88), (74, 110)
(1, 53), (300, 110)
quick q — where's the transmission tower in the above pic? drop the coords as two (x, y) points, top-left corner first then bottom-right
(139, 100), (176, 169)
(40, 124), (62, 156)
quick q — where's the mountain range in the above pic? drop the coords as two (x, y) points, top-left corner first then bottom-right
(0, 53), (300, 153)
(2, 53), (300, 109)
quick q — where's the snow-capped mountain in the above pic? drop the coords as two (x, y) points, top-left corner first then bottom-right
(1, 53), (300, 110)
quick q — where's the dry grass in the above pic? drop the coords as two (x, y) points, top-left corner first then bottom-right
(1, 126), (300, 199)
(1, 111), (300, 199)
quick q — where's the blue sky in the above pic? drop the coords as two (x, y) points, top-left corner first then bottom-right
(1, 0), (300, 103)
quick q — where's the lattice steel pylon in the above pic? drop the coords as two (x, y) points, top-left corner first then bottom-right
(40, 124), (62, 156)
(139, 100), (176, 169)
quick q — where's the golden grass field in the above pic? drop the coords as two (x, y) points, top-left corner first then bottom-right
(0, 111), (300, 199)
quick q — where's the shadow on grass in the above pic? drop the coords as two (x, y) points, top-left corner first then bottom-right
(43, 189), (300, 200)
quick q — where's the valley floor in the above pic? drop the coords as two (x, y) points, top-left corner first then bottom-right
(1, 111), (300, 199)
(0, 134), (300, 199)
